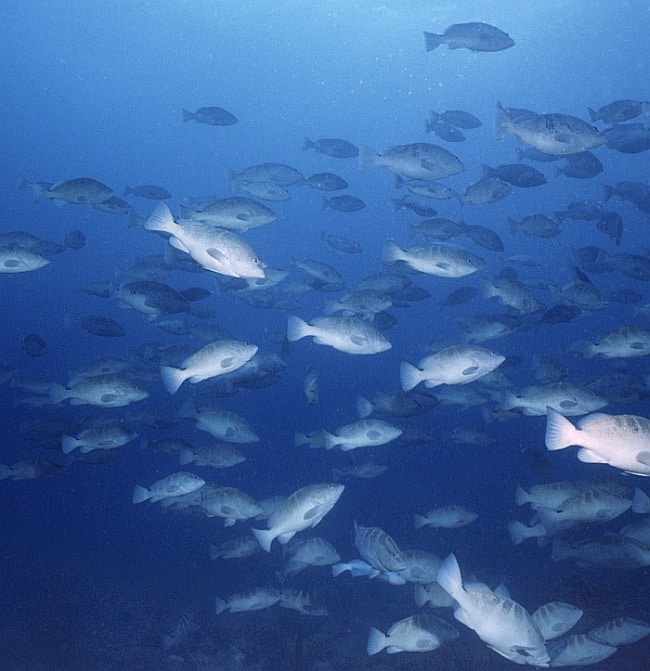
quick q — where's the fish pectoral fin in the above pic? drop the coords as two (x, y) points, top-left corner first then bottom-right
(461, 366), (478, 375)
(629, 341), (645, 349)
(221, 505), (235, 515)
(435, 262), (451, 270)
(220, 357), (234, 368)
(236, 214), (251, 221)
(554, 133), (573, 144)
(636, 451), (650, 465)
(366, 430), (381, 439)
(303, 504), (324, 520)
(350, 335), (367, 346)
(100, 394), (118, 403)
(206, 247), (228, 262)
(558, 399), (577, 408)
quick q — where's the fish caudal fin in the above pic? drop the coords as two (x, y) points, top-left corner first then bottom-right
(144, 202), (175, 234)
(286, 315), (311, 343)
(366, 627), (387, 656)
(423, 31), (443, 52)
(544, 407), (577, 451)
(436, 553), (463, 598)
(160, 365), (186, 395)
(399, 361), (422, 392)
(251, 527), (275, 553)
(132, 485), (151, 504)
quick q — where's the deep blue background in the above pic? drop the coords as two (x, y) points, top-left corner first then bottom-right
(1, 2), (649, 669)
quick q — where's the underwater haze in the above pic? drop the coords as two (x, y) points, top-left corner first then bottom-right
(2, 1), (650, 669)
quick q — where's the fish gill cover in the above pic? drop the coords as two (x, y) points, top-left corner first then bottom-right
(1, 1), (650, 669)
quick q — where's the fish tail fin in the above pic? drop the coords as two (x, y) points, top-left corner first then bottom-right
(544, 406), (577, 451)
(356, 396), (374, 418)
(208, 544), (220, 561)
(358, 145), (379, 172)
(124, 185), (132, 196)
(178, 448), (194, 466)
(399, 361), (421, 392)
(144, 202), (175, 233)
(302, 137), (315, 150)
(0, 464), (11, 480)
(48, 383), (67, 405)
(160, 365), (186, 395)
(214, 597), (228, 615)
(508, 520), (535, 546)
(132, 484), (150, 504)
(602, 183), (614, 202)
(286, 315), (310, 342)
(413, 514), (428, 530)
(495, 102), (511, 140)
(586, 107), (599, 123)
(643, 101), (650, 128)
(632, 487), (650, 514)
(366, 627), (386, 656)
(508, 218), (519, 235)
(382, 238), (403, 264)
(436, 553), (463, 598)
(61, 435), (78, 454)
(294, 431), (310, 447)
(332, 468), (342, 482)
(514, 485), (530, 506)
(480, 278), (498, 299)
(423, 31), (443, 52)
(251, 527), (274, 553)
(182, 109), (194, 122)
(331, 562), (348, 578)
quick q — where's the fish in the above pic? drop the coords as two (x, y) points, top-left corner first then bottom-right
(545, 407), (650, 476)
(209, 536), (260, 561)
(300, 172), (349, 191)
(460, 177), (512, 205)
(179, 444), (246, 469)
(280, 537), (341, 579)
(124, 184), (171, 200)
(434, 109), (482, 129)
(49, 374), (148, 408)
(588, 617), (650, 646)
(178, 197), (276, 232)
(251, 483), (344, 552)
(160, 339), (258, 394)
(302, 137), (359, 158)
(509, 215), (560, 238)
(424, 22), (514, 52)
(496, 103), (605, 155)
(367, 613), (458, 655)
(229, 162), (305, 187)
(400, 344), (505, 391)
(320, 232), (362, 254)
(360, 143), (464, 180)
(322, 194), (366, 212)
(482, 278), (542, 314)
(200, 486), (263, 526)
(182, 106), (238, 126)
(556, 151), (603, 179)
(354, 522), (407, 573)
(302, 368), (320, 405)
(0, 246), (50, 273)
(23, 177), (114, 205)
(182, 403), (260, 444)
(414, 505), (478, 529)
(215, 587), (280, 614)
(383, 240), (484, 278)
(62, 423), (137, 454)
(588, 99), (647, 124)
(547, 634), (616, 667)
(323, 419), (402, 451)
(132, 472), (205, 504)
(483, 163), (547, 187)
(583, 325), (650, 358)
(287, 315), (391, 355)
(436, 553), (550, 667)
(463, 224), (504, 252)
(113, 280), (192, 320)
(0, 459), (62, 481)
(65, 314), (126, 337)
(144, 202), (266, 278)
(408, 218), (466, 241)
(21, 333), (48, 357)
(500, 383), (607, 416)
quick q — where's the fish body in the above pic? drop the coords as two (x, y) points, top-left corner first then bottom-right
(383, 240), (484, 278)
(252, 483), (344, 552)
(424, 22), (514, 52)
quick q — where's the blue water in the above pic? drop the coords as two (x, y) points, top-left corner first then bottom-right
(2, 2), (650, 669)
